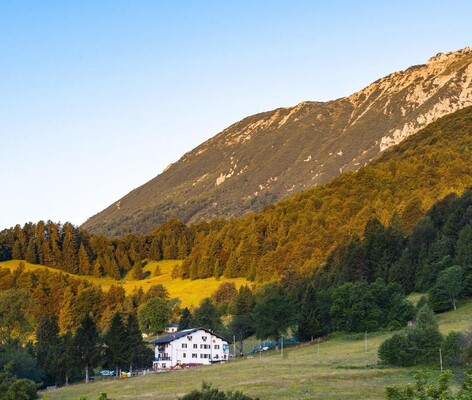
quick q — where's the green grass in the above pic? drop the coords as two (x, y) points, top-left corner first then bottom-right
(0, 260), (250, 308)
(44, 334), (411, 400)
(42, 299), (472, 400)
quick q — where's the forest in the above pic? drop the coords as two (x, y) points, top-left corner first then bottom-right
(1, 107), (471, 285)
(1, 186), (471, 397)
(0, 108), (471, 398)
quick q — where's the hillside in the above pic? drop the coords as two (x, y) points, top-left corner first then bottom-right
(83, 46), (472, 237)
(179, 106), (472, 280)
(0, 259), (250, 308)
(44, 299), (472, 400)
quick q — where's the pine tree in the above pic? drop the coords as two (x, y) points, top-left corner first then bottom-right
(35, 315), (60, 385)
(12, 241), (22, 260)
(126, 313), (152, 373)
(59, 287), (76, 333)
(132, 259), (144, 280)
(179, 308), (192, 330)
(78, 244), (91, 275)
(73, 315), (102, 383)
(25, 239), (38, 264)
(103, 313), (129, 377)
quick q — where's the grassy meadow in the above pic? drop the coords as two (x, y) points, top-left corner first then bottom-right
(0, 259), (251, 308)
(43, 332), (409, 400)
(42, 298), (472, 400)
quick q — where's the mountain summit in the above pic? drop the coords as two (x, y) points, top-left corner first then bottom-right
(83, 46), (472, 237)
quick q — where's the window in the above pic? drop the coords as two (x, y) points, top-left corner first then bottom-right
(182, 343), (187, 348)
(192, 353), (197, 358)
(202, 336), (207, 341)
(214, 345), (220, 349)
(200, 344), (210, 349)
(187, 336), (193, 341)
(193, 344), (198, 349)
(183, 353), (186, 358)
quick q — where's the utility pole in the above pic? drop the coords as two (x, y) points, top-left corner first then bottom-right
(281, 335), (284, 358)
(439, 348), (443, 371)
(233, 335), (236, 360)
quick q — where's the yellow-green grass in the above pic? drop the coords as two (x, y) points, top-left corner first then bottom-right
(437, 299), (472, 334)
(43, 331), (411, 400)
(0, 260), (250, 308)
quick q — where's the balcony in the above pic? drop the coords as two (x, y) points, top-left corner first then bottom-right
(154, 356), (171, 361)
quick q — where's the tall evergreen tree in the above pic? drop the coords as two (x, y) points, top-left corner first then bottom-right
(126, 313), (153, 373)
(78, 244), (91, 275)
(25, 239), (38, 265)
(58, 287), (76, 333)
(103, 313), (129, 377)
(178, 308), (192, 330)
(35, 315), (61, 385)
(73, 315), (102, 383)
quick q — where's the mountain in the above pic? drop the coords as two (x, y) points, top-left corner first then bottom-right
(83, 46), (472, 237)
(179, 106), (472, 281)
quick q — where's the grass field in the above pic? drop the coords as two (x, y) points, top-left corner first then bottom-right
(44, 332), (410, 400)
(0, 260), (251, 308)
(42, 298), (472, 400)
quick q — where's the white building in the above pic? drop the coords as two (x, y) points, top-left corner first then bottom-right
(164, 323), (179, 334)
(153, 327), (230, 369)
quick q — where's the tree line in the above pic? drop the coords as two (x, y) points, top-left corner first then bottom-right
(1, 108), (471, 286)
(0, 219), (197, 279)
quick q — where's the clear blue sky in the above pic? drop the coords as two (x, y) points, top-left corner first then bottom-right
(1, 1), (471, 230)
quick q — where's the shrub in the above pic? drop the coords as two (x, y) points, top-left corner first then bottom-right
(179, 382), (258, 400)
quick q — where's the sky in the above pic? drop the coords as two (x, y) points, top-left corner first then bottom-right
(1, 1), (471, 230)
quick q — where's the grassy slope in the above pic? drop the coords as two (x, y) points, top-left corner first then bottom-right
(0, 260), (250, 308)
(43, 299), (472, 400)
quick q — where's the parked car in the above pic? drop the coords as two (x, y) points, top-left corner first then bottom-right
(99, 370), (115, 376)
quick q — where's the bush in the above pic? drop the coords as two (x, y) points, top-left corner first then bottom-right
(179, 382), (258, 400)
(379, 305), (442, 366)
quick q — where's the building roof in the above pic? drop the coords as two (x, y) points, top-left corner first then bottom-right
(153, 327), (230, 345)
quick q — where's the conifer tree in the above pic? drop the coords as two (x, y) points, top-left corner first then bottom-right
(58, 330), (75, 386)
(59, 287), (76, 333)
(36, 315), (60, 385)
(132, 259), (144, 280)
(78, 244), (91, 275)
(103, 313), (129, 377)
(25, 239), (38, 264)
(126, 313), (153, 372)
(179, 307), (192, 330)
(73, 315), (102, 383)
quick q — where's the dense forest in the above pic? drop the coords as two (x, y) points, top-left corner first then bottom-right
(178, 106), (472, 280)
(0, 219), (199, 279)
(1, 107), (471, 285)
(1, 142), (472, 395)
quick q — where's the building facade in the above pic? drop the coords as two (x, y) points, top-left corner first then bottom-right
(153, 328), (230, 369)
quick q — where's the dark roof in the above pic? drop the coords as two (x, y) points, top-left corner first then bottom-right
(153, 327), (230, 345)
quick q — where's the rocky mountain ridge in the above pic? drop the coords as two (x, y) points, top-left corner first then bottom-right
(83, 46), (472, 237)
